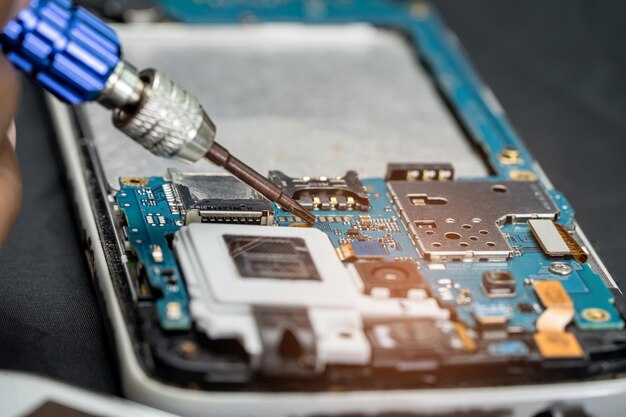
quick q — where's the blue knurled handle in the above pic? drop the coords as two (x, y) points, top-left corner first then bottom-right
(1, 0), (121, 104)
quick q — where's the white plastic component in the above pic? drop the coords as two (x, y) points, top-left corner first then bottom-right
(308, 308), (370, 366)
(177, 224), (359, 307)
(370, 287), (391, 298)
(407, 288), (428, 300)
(173, 224), (368, 367)
(345, 264), (450, 320)
(356, 296), (450, 321)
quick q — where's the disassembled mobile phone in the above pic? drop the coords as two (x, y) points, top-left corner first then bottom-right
(47, 2), (626, 417)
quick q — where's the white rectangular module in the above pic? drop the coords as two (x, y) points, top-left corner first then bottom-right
(173, 223), (369, 368)
(176, 224), (359, 308)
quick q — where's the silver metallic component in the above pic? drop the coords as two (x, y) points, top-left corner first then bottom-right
(528, 219), (570, 257)
(167, 169), (275, 226)
(387, 180), (559, 262)
(549, 262), (573, 276)
(113, 69), (216, 163)
(97, 60), (144, 110)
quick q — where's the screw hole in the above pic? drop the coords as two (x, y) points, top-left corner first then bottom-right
(472, 218), (482, 223)
(432, 242), (442, 247)
(425, 230), (435, 236)
(460, 242), (469, 248)
(486, 242), (496, 247)
(444, 232), (462, 240)
(491, 184), (508, 193)
(445, 218), (455, 224)
(462, 224), (472, 230)
(479, 230), (489, 235)
(469, 236), (479, 241)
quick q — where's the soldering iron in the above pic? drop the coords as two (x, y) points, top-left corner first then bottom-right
(0, 0), (316, 223)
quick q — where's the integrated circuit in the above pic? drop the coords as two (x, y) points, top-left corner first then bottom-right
(336, 241), (387, 262)
(224, 235), (321, 281)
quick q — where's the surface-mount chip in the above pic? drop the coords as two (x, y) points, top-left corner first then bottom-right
(224, 235), (321, 281)
(337, 241), (387, 262)
(482, 271), (516, 298)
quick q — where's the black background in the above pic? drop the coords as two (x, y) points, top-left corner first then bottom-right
(0, 0), (625, 396)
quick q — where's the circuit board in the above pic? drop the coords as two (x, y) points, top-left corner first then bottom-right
(117, 177), (190, 330)
(114, 163), (626, 389)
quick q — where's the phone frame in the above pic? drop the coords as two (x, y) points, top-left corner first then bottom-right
(45, 2), (626, 415)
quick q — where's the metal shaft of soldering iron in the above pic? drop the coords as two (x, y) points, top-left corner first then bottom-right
(1, 0), (315, 223)
(205, 143), (316, 223)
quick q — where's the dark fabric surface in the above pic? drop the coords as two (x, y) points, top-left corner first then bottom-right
(0, 0), (625, 396)
(0, 82), (119, 394)
(435, 0), (626, 283)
